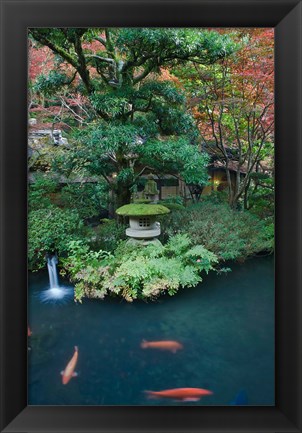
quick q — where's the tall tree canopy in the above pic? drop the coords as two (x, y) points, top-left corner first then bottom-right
(173, 29), (274, 208)
(29, 28), (237, 207)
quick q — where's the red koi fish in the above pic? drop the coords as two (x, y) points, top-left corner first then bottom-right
(61, 346), (78, 385)
(140, 340), (183, 353)
(145, 387), (213, 402)
(28, 326), (32, 337)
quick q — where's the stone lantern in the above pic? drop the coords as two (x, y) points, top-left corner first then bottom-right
(116, 204), (170, 242)
(143, 174), (159, 203)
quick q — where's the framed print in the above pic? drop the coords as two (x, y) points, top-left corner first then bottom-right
(0, 0), (301, 432)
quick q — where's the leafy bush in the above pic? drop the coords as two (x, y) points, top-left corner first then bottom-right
(247, 176), (274, 220)
(160, 201), (273, 261)
(89, 219), (127, 252)
(62, 234), (218, 302)
(60, 182), (109, 220)
(159, 202), (185, 212)
(33, 71), (73, 97)
(160, 195), (184, 205)
(28, 174), (58, 211)
(199, 190), (229, 205)
(60, 240), (113, 302)
(260, 218), (274, 251)
(28, 206), (86, 270)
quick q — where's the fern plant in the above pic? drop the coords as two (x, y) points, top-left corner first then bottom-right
(63, 234), (218, 302)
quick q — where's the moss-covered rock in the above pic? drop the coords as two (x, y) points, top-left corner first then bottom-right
(116, 203), (170, 216)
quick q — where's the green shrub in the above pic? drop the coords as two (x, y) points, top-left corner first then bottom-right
(28, 174), (58, 211)
(60, 240), (113, 302)
(161, 195), (184, 205)
(62, 234), (218, 302)
(90, 219), (127, 252)
(199, 190), (229, 205)
(159, 201), (185, 211)
(60, 181), (109, 220)
(28, 206), (86, 270)
(248, 190), (274, 220)
(160, 201), (273, 261)
(260, 217), (274, 250)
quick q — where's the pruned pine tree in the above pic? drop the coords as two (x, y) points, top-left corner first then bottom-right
(29, 28), (237, 208)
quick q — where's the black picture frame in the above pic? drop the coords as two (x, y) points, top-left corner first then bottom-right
(0, 0), (301, 432)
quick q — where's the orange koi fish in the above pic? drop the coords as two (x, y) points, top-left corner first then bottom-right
(61, 346), (79, 385)
(140, 340), (183, 353)
(145, 387), (213, 402)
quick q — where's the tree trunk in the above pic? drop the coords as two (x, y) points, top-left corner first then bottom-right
(225, 166), (236, 208)
(243, 178), (251, 210)
(116, 184), (132, 209)
(228, 194), (237, 209)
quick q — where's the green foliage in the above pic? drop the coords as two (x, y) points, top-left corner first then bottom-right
(160, 199), (274, 261)
(29, 28), (237, 208)
(165, 233), (191, 255)
(65, 111), (206, 198)
(139, 137), (209, 186)
(62, 233), (218, 302)
(90, 92), (129, 119)
(72, 121), (140, 154)
(28, 174), (58, 210)
(60, 182), (109, 219)
(29, 140), (69, 173)
(116, 28), (238, 66)
(159, 202), (185, 212)
(63, 239), (111, 274)
(28, 206), (86, 270)
(33, 71), (73, 97)
(161, 195), (184, 205)
(65, 121), (142, 182)
(185, 244), (219, 274)
(158, 195), (186, 212)
(259, 218), (274, 251)
(247, 175), (274, 220)
(136, 81), (185, 105)
(28, 28), (275, 304)
(60, 240), (113, 302)
(171, 31), (274, 209)
(89, 219), (127, 252)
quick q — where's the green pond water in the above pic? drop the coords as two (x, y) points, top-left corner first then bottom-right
(28, 255), (274, 406)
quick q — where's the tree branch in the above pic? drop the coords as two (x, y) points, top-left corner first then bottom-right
(93, 36), (107, 47)
(86, 54), (115, 65)
(73, 33), (93, 94)
(29, 29), (79, 70)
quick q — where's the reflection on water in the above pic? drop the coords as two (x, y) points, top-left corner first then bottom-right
(28, 256), (274, 406)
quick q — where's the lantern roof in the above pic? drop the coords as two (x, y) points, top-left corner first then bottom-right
(116, 203), (170, 217)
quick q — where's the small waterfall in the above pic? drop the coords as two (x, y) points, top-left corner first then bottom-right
(47, 256), (59, 288)
(39, 254), (73, 303)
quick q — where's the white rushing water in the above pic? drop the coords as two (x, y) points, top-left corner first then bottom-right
(47, 255), (59, 289)
(39, 255), (73, 303)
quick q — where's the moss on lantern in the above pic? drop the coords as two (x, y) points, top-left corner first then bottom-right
(116, 203), (170, 217)
(143, 179), (159, 195)
(133, 198), (152, 204)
